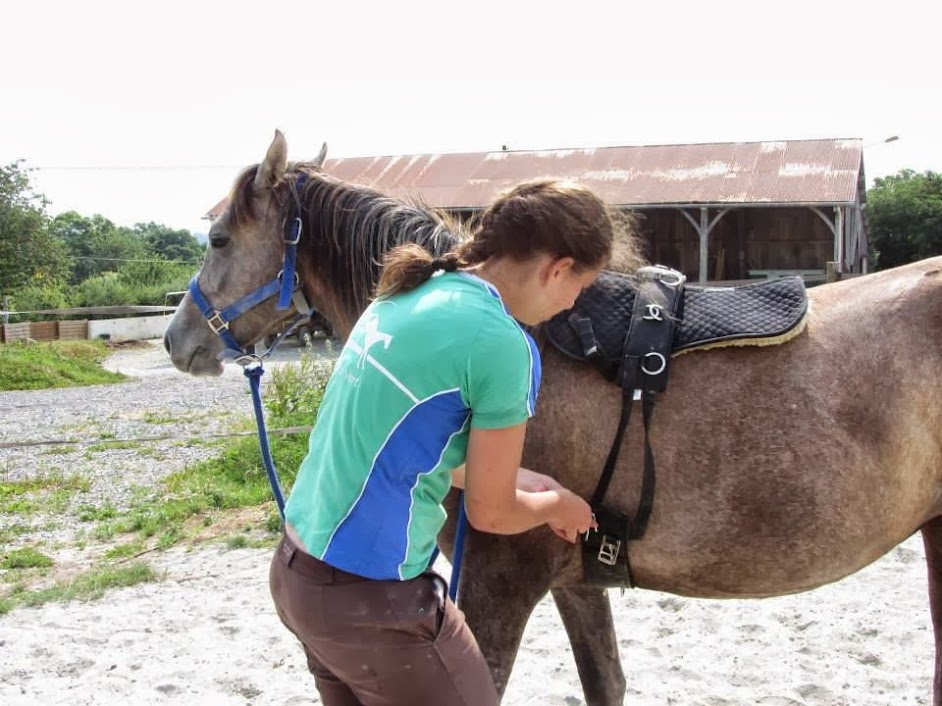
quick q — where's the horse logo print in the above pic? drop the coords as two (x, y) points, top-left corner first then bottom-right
(357, 313), (393, 368)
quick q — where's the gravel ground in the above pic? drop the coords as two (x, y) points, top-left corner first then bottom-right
(0, 338), (335, 549)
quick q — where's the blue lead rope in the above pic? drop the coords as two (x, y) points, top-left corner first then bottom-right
(245, 365), (287, 517)
(243, 359), (467, 602)
(449, 496), (468, 602)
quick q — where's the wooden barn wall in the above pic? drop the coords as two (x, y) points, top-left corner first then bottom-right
(631, 207), (835, 281)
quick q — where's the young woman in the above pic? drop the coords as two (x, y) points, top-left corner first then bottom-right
(270, 179), (616, 705)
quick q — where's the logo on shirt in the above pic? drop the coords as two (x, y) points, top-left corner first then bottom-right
(357, 313), (393, 368)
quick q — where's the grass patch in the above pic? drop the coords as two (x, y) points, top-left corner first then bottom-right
(103, 540), (146, 560)
(0, 472), (90, 515)
(1, 547), (53, 569)
(42, 445), (78, 456)
(0, 561), (156, 613)
(225, 534), (249, 550)
(142, 411), (178, 424)
(85, 440), (141, 453)
(77, 503), (118, 522)
(0, 340), (126, 391)
(0, 522), (38, 545)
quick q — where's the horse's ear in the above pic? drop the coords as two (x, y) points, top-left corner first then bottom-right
(255, 130), (288, 193)
(314, 142), (328, 169)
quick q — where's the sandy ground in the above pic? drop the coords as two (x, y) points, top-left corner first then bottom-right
(0, 341), (936, 705)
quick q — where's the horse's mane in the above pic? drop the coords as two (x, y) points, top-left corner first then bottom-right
(226, 161), (469, 323)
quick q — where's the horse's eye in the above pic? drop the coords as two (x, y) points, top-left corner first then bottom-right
(209, 234), (230, 249)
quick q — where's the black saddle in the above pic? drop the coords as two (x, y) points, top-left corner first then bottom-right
(544, 268), (808, 371)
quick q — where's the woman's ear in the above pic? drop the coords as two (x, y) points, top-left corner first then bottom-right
(549, 256), (576, 281)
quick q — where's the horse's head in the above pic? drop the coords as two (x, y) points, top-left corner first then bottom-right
(164, 130), (327, 375)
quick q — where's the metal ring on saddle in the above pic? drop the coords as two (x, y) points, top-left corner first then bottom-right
(641, 352), (667, 376)
(656, 270), (685, 288)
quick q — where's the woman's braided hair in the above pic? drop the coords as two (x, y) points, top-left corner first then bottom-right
(376, 179), (614, 298)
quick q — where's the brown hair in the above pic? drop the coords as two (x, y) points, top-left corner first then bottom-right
(376, 179), (615, 298)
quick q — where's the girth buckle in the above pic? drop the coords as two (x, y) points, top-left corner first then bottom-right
(597, 534), (622, 566)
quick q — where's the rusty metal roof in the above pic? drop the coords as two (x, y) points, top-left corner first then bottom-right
(205, 138), (863, 219)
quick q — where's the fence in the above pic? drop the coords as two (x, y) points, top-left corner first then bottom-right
(1, 304), (175, 344)
(1, 320), (94, 343)
(0, 317), (172, 344)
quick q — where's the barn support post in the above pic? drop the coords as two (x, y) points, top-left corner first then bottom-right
(699, 208), (709, 282)
(835, 207), (845, 272)
(678, 207), (731, 282)
(810, 206), (845, 274)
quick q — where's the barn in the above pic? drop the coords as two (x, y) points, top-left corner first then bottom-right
(206, 138), (868, 284)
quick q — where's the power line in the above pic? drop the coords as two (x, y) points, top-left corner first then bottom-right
(70, 256), (202, 265)
(31, 164), (246, 172)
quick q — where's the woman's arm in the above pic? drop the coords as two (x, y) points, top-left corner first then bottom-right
(461, 423), (595, 541)
(451, 464), (560, 492)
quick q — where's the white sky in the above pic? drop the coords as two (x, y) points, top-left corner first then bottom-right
(2, 0), (939, 235)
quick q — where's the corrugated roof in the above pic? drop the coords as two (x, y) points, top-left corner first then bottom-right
(205, 138), (863, 219)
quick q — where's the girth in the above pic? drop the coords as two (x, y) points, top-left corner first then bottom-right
(543, 266), (809, 589)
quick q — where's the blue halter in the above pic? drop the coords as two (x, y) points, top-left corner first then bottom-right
(188, 176), (311, 367)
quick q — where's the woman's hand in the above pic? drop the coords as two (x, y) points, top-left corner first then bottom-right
(546, 488), (597, 543)
(515, 468), (595, 543)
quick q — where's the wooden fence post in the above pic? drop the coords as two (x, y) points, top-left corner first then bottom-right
(825, 261), (842, 283)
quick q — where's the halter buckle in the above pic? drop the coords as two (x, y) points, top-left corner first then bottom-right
(206, 312), (229, 333)
(284, 217), (302, 246)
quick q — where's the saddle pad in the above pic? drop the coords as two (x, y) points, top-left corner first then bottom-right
(544, 270), (809, 362)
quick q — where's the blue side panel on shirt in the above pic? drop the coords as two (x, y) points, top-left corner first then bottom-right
(323, 389), (468, 578)
(522, 329), (542, 416)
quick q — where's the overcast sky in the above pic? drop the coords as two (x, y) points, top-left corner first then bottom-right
(2, 0), (939, 235)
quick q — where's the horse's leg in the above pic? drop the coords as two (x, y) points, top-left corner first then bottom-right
(455, 528), (553, 699)
(923, 516), (942, 705)
(551, 585), (626, 706)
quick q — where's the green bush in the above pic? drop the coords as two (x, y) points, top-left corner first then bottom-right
(264, 351), (333, 424)
(74, 272), (135, 307)
(8, 284), (71, 321)
(73, 261), (193, 307)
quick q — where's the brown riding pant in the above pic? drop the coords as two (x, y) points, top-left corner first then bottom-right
(269, 534), (499, 706)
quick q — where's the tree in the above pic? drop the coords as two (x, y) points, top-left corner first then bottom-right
(0, 161), (70, 296)
(867, 170), (942, 270)
(132, 221), (204, 265)
(49, 211), (149, 284)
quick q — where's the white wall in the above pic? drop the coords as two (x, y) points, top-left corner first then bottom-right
(87, 316), (170, 342)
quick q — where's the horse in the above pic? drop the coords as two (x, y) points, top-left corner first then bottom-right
(164, 131), (942, 705)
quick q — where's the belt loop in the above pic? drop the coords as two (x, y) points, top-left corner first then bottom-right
(280, 536), (298, 566)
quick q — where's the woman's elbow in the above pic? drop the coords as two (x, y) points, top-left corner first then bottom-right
(464, 504), (504, 534)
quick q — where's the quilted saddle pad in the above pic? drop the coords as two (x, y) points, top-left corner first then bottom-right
(544, 269), (809, 363)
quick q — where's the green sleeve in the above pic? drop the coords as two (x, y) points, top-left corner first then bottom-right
(465, 321), (537, 430)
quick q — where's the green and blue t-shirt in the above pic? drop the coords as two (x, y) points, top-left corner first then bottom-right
(284, 272), (541, 580)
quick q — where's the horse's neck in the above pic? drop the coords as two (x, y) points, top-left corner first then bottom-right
(300, 179), (463, 337)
